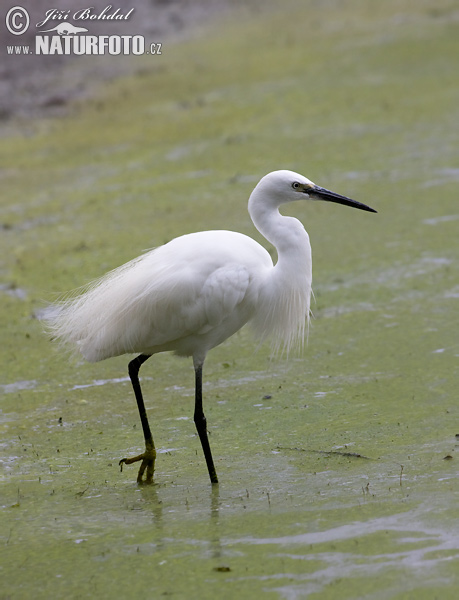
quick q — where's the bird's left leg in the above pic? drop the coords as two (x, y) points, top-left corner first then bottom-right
(119, 354), (156, 484)
(194, 360), (219, 484)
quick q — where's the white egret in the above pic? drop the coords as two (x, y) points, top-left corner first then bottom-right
(47, 170), (376, 484)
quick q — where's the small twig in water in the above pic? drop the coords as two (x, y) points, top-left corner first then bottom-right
(276, 445), (372, 460)
(75, 485), (90, 498)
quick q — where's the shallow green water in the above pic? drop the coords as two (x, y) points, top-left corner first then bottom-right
(1, 0), (458, 598)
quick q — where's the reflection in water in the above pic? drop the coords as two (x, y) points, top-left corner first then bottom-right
(210, 485), (222, 560)
(137, 483), (224, 561)
(0, 380), (38, 394)
(71, 377), (131, 390)
(221, 507), (459, 596)
(139, 483), (164, 526)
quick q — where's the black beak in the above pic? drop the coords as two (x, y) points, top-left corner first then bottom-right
(310, 186), (377, 213)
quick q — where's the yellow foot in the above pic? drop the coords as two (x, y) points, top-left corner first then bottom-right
(119, 447), (156, 484)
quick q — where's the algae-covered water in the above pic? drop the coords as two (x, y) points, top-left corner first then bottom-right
(1, 0), (458, 598)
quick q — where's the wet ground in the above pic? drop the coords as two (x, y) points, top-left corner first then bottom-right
(1, 0), (458, 598)
(0, 0), (232, 122)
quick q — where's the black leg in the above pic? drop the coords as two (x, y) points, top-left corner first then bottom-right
(194, 362), (218, 484)
(119, 354), (156, 484)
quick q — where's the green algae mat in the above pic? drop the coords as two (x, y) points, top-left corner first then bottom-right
(1, 1), (458, 598)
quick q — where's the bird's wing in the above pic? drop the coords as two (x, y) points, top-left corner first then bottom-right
(103, 262), (253, 356)
(199, 264), (251, 332)
(50, 231), (268, 361)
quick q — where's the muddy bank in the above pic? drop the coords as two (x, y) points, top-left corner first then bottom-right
(0, 0), (236, 123)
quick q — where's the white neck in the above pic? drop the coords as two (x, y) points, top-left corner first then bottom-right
(248, 187), (311, 266)
(248, 186), (312, 354)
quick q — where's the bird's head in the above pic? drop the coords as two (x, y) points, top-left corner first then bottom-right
(254, 170), (377, 213)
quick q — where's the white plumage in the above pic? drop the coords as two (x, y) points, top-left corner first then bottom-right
(52, 230), (283, 362)
(47, 169), (376, 484)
